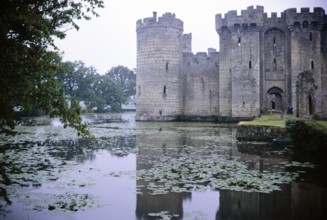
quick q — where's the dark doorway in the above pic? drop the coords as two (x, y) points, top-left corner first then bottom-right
(267, 87), (284, 112)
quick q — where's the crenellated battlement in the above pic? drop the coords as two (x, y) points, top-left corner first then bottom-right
(263, 12), (286, 27)
(136, 12), (183, 31)
(217, 6), (327, 34)
(284, 7), (326, 29)
(183, 49), (219, 68)
(216, 6), (264, 33)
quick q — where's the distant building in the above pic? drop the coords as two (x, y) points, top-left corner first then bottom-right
(135, 6), (327, 121)
(122, 97), (136, 111)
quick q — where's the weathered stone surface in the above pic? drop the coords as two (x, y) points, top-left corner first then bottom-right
(236, 125), (289, 142)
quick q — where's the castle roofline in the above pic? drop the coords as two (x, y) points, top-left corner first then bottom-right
(216, 5), (265, 32)
(216, 6), (327, 33)
(136, 12), (183, 31)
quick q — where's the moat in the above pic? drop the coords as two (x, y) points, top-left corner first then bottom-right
(0, 112), (326, 220)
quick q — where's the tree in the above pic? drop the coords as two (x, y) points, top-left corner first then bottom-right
(91, 75), (124, 112)
(106, 66), (136, 102)
(59, 61), (98, 103)
(59, 61), (125, 112)
(0, 0), (104, 136)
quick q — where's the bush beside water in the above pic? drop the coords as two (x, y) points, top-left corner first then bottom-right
(286, 118), (327, 159)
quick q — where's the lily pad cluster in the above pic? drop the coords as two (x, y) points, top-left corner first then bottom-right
(17, 192), (96, 212)
(136, 156), (299, 195)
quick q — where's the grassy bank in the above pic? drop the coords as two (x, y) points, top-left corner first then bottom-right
(239, 114), (327, 129)
(238, 114), (290, 128)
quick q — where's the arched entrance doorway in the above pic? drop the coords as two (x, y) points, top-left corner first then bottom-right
(267, 87), (284, 112)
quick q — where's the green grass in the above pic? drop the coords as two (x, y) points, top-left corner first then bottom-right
(317, 120), (327, 128)
(239, 114), (327, 129)
(238, 114), (292, 128)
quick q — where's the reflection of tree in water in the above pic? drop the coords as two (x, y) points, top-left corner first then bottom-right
(0, 134), (136, 207)
(45, 135), (136, 161)
(0, 151), (12, 205)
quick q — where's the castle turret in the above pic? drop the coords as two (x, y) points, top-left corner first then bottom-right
(284, 7), (327, 117)
(136, 12), (184, 121)
(216, 5), (264, 118)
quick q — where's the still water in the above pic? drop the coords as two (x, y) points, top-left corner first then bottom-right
(0, 112), (326, 220)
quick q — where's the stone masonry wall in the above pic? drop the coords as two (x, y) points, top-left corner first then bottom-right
(181, 51), (219, 116)
(230, 27), (261, 117)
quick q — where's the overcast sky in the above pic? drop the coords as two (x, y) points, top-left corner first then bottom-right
(55, 0), (327, 74)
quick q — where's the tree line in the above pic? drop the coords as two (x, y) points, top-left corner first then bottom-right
(58, 62), (136, 113)
(19, 62), (136, 115)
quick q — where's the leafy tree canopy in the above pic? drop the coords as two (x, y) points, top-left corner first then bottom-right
(106, 66), (136, 101)
(59, 61), (125, 112)
(0, 0), (104, 136)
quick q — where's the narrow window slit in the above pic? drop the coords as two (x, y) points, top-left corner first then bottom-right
(273, 37), (276, 47)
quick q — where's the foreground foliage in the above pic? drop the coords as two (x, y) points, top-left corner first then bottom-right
(286, 118), (327, 158)
(0, 0), (104, 136)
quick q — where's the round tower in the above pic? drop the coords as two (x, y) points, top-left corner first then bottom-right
(136, 12), (184, 121)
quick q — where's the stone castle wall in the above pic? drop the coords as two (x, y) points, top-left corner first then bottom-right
(136, 6), (327, 121)
(182, 51), (219, 116)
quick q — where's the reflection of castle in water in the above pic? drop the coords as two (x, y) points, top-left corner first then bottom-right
(217, 182), (327, 220)
(135, 125), (238, 219)
(135, 123), (327, 219)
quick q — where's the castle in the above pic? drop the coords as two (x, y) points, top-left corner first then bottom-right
(135, 6), (327, 121)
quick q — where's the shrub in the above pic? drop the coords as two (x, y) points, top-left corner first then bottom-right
(286, 118), (327, 158)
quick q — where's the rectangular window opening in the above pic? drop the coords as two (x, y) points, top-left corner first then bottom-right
(166, 61), (169, 71)
(273, 37), (276, 47)
(249, 61), (252, 69)
(310, 32), (313, 41)
(163, 85), (167, 94)
(238, 37), (241, 46)
(311, 60), (314, 70)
